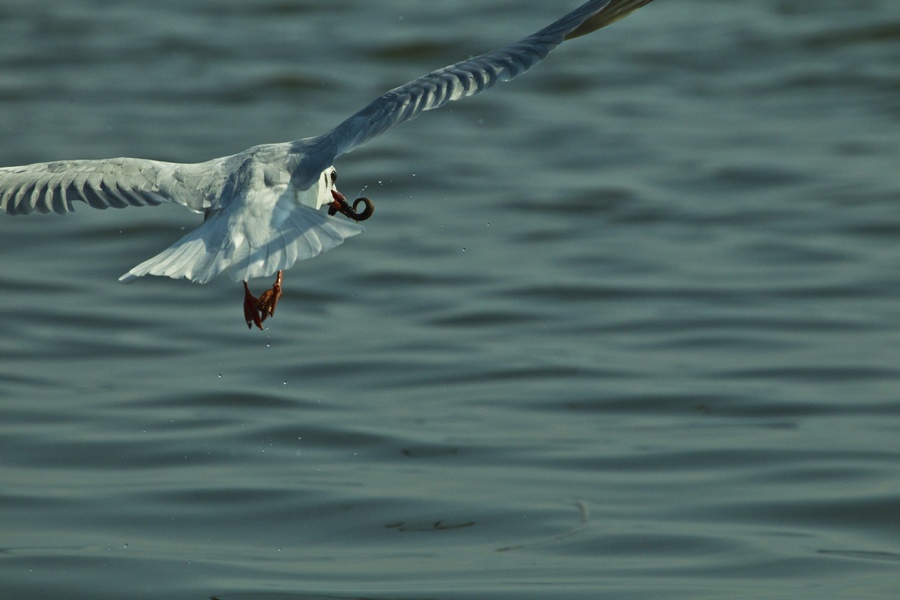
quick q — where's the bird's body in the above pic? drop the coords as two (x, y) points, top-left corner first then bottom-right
(0, 0), (654, 328)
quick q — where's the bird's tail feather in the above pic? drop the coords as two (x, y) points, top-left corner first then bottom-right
(118, 205), (364, 284)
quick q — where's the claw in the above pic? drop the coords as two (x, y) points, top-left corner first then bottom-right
(328, 190), (374, 222)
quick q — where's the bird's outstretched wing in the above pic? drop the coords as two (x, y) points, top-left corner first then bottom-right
(289, 0), (653, 188)
(0, 156), (228, 216)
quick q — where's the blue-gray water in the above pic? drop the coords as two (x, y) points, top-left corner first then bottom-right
(1, 1), (899, 598)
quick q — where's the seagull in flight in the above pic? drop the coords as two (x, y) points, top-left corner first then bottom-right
(0, 0), (653, 329)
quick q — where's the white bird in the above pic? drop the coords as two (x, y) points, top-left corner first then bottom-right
(0, 0), (653, 329)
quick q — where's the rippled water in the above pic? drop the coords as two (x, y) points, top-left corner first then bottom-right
(1, 1), (899, 599)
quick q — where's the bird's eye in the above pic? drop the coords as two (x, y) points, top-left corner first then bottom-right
(330, 170), (338, 184)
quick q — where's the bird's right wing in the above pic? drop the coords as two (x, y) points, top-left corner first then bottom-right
(0, 156), (230, 216)
(287, 0), (654, 190)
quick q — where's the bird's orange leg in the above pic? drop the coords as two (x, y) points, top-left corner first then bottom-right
(255, 270), (283, 325)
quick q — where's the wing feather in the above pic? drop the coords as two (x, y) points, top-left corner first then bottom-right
(289, 0), (653, 187)
(0, 157), (229, 216)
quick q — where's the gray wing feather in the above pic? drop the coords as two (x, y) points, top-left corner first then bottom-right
(0, 157), (227, 216)
(289, 0), (653, 188)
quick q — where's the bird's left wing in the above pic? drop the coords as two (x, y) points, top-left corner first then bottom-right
(288, 0), (653, 189)
(0, 156), (229, 216)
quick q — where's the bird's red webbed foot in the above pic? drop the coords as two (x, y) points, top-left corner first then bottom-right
(243, 281), (263, 330)
(256, 270), (283, 323)
(243, 270), (283, 330)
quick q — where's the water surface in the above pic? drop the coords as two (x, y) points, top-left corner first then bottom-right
(1, 1), (899, 598)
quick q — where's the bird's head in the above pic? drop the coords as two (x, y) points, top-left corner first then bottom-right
(319, 166), (374, 222)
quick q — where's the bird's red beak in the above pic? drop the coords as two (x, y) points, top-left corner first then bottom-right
(331, 189), (347, 205)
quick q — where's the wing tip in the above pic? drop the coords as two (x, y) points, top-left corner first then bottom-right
(564, 0), (654, 41)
